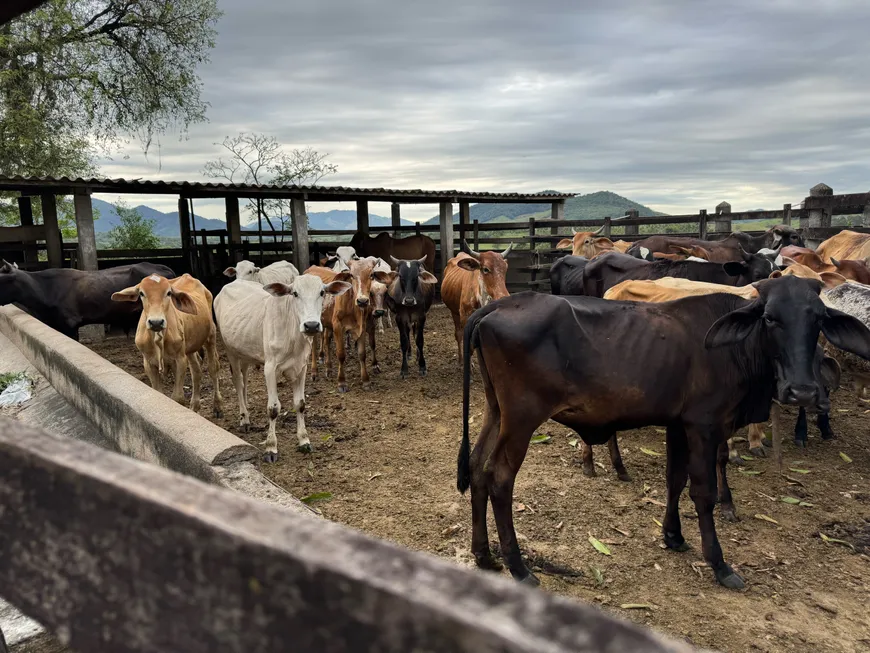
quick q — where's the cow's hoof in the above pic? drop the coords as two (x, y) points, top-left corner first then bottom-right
(297, 442), (312, 454)
(263, 451), (279, 463)
(720, 506), (739, 523)
(761, 436), (772, 448)
(372, 364), (381, 374)
(581, 465), (596, 478)
(419, 367), (427, 377)
(729, 454), (745, 466)
(241, 423), (250, 434)
(820, 431), (836, 441)
(793, 439), (807, 449)
(474, 552), (503, 571)
(616, 470), (632, 482)
(518, 572), (540, 587)
(400, 370), (409, 380)
(749, 446), (766, 458)
(191, 402), (201, 413)
(213, 408), (223, 419)
(338, 384), (349, 393)
(664, 532), (690, 552)
(716, 567), (745, 590)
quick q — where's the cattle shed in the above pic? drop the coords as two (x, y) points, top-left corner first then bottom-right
(0, 175), (573, 282)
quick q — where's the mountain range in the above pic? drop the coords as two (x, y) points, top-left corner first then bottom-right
(90, 190), (662, 237)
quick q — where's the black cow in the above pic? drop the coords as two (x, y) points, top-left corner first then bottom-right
(578, 250), (777, 298)
(0, 260), (176, 339)
(548, 255), (589, 295)
(385, 256), (436, 378)
(456, 276), (870, 589)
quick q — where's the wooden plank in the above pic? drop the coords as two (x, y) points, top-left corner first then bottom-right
(439, 201), (454, 271)
(0, 419), (697, 653)
(98, 248), (185, 258)
(0, 225), (47, 243)
(74, 193), (98, 271)
(291, 198), (309, 271)
(40, 194), (63, 268)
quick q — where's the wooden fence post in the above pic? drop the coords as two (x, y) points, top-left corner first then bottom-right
(715, 202), (732, 236)
(863, 199), (870, 228)
(802, 183), (833, 248)
(623, 209), (639, 236)
(550, 200), (564, 236)
(528, 218), (537, 288)
(458, 201), (470, 248)
(698, 209), (708, 241)
(74, 193), (98, 272)
(603, 216), (612, 238)
(391, 203), (401, 238)
(415, 222), (421, 237)
(225, 197), (242, 263)
(17, 196), (37, 266)
(783, 203), (792, 227)
(439, 201), (454, 274)
(356, 201), (369, 237)
(40, 193), (63, 269)
(473, 219), (480, 250)
(178, 197), (193, 274)
(291, 198), (310, 271)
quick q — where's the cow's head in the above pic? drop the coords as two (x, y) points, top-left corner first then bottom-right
(722, 246), (778, 283)
(389, 255), (437, 307)
(263, 273), (351, 335)
(458, 241), (512, 304)
(769, 224), (804, 249)
(556, 226), (614, 258)
(223, 260), (260, 281)
(112, 274), (197, 332)
(705, 275), (870, 410)
(770, 260), (847, 290)
(337, 257), (396, 311)
(830, 257), (870, 284)
(336, 246), (359, 264)
(0, 260), (21, 304)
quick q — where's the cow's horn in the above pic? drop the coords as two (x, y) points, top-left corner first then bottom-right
(572, 227), (579, 234)
(593, 224), (606, 235)
(462, 240), (481, 260)
(416, 255), (427, 265)
(389, 255), (402, 266)
(501, 243), (514, 259)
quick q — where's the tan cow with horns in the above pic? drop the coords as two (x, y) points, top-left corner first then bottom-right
(112, 273), (223, 417)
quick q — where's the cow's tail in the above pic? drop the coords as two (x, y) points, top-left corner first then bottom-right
(457, 306), (488, 494)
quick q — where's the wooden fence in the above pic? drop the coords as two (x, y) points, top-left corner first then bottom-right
(0, 418), (701, 653)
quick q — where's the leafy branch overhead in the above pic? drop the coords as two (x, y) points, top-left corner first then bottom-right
(202, 132), (338, 232)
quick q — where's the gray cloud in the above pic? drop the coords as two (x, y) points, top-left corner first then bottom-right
(98, 0), (870, 221)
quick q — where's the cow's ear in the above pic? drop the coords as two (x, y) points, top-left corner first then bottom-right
(264, 282), (293, 297)
(372, 270), (397, 285)
(822, 307), (870, 360)
(820, 356), (841, 391)
(325, 280), (352, 296)
(170, 289), (198, 315)
(457, 257), (480, 272)
(593, 238), (614, 248)
(223, 267), (237, 278)
(722, 261), (749, 277)
(819, 272), (847, 290)
(333, 271), (353, 283)
(556, 238), (573, 250)
(111, 285), (140, 302)
(767, 270), (783, 279)
(704, 301), (763, 348)
(419, 271), (438, 284)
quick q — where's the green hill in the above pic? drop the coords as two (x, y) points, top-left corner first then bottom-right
(423, 190), (662, 225)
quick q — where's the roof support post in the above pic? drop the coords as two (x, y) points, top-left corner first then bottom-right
(178, 198), (193, 274)
(74, 192), (98, 272)
(40, 193), (63, 268)
(458, 201), (470, 249)
(17, 196), (37, 266)
(356, 201), (369, 237)
(439, 201), (454, 274)
(391, 203), (401, 238)
(225, 197), (242, 263)
(291, 199), (309, 272)
(550, 200), (564, 236)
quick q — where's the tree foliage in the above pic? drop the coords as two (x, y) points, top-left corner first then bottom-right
(106, 199), (159, 249)
(0, 0), (220, 234)
(202, 132), (338, 232)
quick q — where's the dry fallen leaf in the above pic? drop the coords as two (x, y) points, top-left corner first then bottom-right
(820, 533), (855, 550)
(440, 524), (463, 538)
(653, 517), (663, 527)
(368, 472), (382, 481)
(642, 497), (666, 507)
(654, 563), (662, 571)
(515, 503), (526, 512)
(754, 513), (780, 525)
(612, 526), (631, 537)
(555, 521), (564, 530)
(640, 447), (663, 457)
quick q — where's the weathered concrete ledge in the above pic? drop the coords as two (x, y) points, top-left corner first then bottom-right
(0, 305), (256, 483)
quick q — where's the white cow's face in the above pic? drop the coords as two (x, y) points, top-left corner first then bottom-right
(224, 260), (260, 282)
(336, 246), (358, 265)
(264, 273), (351, 335)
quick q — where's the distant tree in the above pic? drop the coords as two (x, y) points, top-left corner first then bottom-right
(202, 132), (338, 233)
(106, 200), (160, 249)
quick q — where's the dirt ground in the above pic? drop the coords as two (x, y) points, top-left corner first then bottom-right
(89, 304), (870, 653)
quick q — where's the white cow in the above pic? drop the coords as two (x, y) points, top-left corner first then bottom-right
(223, 260), (299, 285)
(324, 246), (359, 272)
(214, 273), (350, 461)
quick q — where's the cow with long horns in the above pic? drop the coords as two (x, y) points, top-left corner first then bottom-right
(556, 225), (616, 258)
(441, 240), (513, 358)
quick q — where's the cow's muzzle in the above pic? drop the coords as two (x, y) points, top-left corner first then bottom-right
(779, 383), (819, 409)
(373, 309), (385, 318)
(147, 318), (166, 332)
(402, 297), (417, 306)
(302, 321), (322, 335)
(356, 297), (370, 307)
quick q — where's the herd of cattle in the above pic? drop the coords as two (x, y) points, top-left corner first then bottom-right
(2, 225), (870, 591)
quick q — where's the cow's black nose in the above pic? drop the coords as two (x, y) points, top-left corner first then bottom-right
(373, 309), (385, 317)
(303, 321), (321, 334)
(147, 318), (165, 331)
(785, 385), (817, 406)
(403, 297), (416, 306)
(356, 297), (369, 307)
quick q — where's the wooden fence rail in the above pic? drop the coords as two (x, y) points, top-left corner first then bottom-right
(0, 418), (701, 653)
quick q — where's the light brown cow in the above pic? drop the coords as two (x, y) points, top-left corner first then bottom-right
(779, 245), (870, 284)
(816, 230), (870, 262)
(305, 259), (395, 392)
(555, 226), (615, 258)
(612, 239), (632, 253)
(441, 242), (512, 358)
(112, 273), (223, 416)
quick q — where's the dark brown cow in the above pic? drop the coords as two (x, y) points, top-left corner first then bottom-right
(780, 246), (870, 284)
(441, 241), (512, 358)
(628, 225), (802, 262)
(456, 277), (870, 589)
(350, 232), (436, 273)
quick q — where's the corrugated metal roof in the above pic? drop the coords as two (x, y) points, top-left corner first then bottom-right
(0, 175), (575, 201)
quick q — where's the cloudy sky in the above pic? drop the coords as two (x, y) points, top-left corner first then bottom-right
(96, 0), (870, 223)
